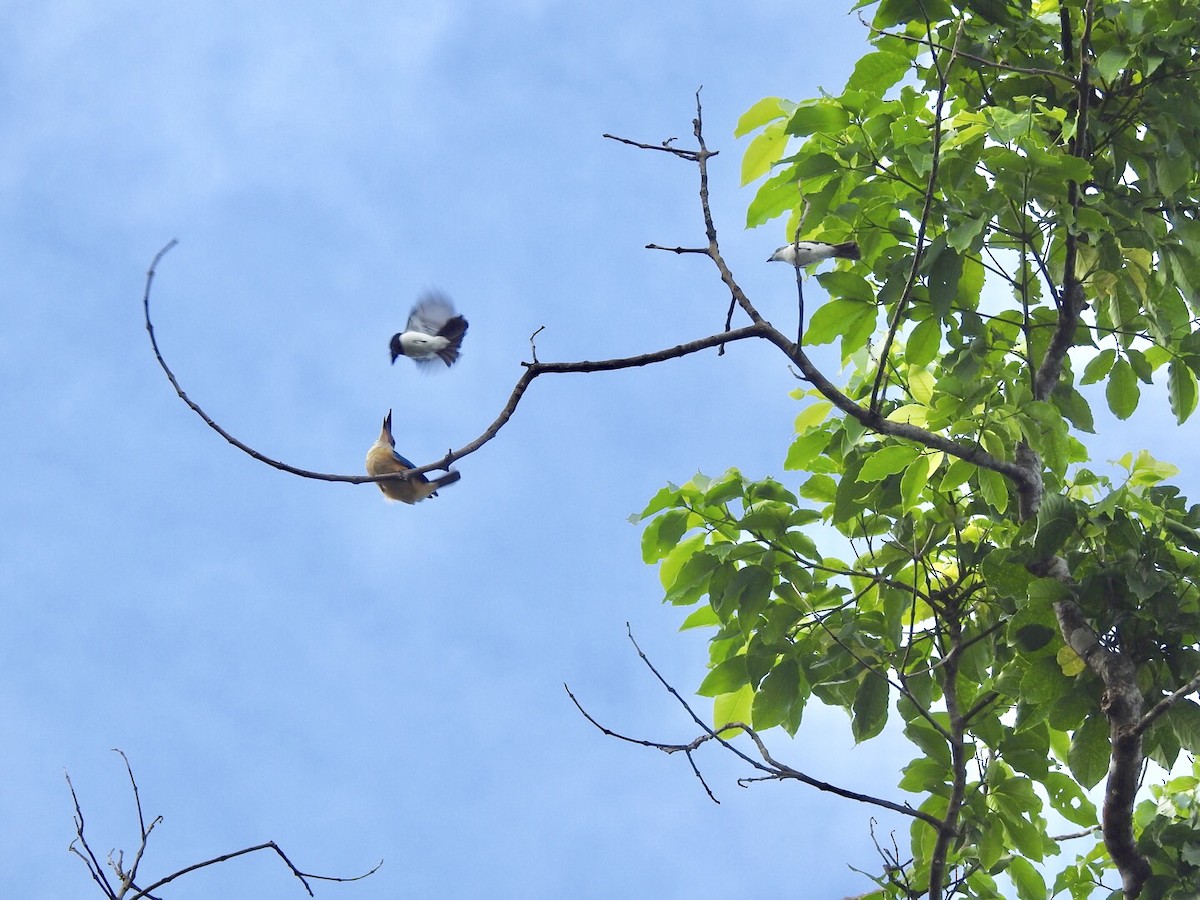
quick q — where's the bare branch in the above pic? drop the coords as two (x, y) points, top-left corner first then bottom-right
(110, 749), (160, 895)
(141, 240), (768, 487)
(602, 132), (711, 162)
(645, 243), (710, 255)
(528, 325), (544, 363)
(132, 843), (382, 899)
(564, 684), (720, 803)
(567, 626), (944, 829)
(1052, 825), (1102, 842)
(1135, 669), (1200, 737)
(67, 772), (116, 898)
(67, 754), (382, 898)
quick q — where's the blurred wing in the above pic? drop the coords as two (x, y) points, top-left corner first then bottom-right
(405, 292), (457, 336)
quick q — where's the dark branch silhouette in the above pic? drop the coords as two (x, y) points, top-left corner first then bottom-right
(141, 242), (769, 488)
(565, 626), (942, 828)
(141, 88), (1035, 510)
(68, 750), (381, 899)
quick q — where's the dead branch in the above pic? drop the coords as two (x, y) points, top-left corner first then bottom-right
(67, 751), (381, 898)
(566, 626), (943, 829)
(141, 239), (768, 487)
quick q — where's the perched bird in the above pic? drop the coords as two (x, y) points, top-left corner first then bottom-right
(389, 292), (469, 367)
(768, 241), (860, 266)
(365, 410), (461, 504)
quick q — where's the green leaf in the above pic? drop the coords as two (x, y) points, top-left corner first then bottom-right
(746, 169), (801, 228)
(1080, 348), (1116, 385)
(679, 605), (720, 630)
(1034, 492), (1078, 558)
(851, 675), (889, 742)
(1052, 383), (1095, 433)
(1094, 46), (1131, 82)
(1168, 699), (1200, 754)
(977, 467), (1010, 515)
(1043, 772), (1097, 827)
(1169, 358), (1198, 424)
(899, 757), (951, 795)
(927, 246), (964, 319)
(857, 443), (921, 481)
(720, 565), (773, 621)
(873, 0), (953, 29)
(752, 659), (807, 733)
(741, 121), (789, 185)
(1006, 856), (1047, 900)
(794, 400), (834, 432)
(735, 96), (788, 137)
(805, 298), (878, 347)
(907, 366), (935, 406)
(785, 429), (833, 471)
(1027, 577), (1070, 605)
(906, 316), (942, 367)
(1068, 715), (1111, 789)
(641, 509), (691, 563)
(698, 655), (749, 697)
(845, 49), (911, 94)
(786, 102), (850, 137)
(1106, 357), (1140, 419)
(713, 684), (754, 735)
(663, 547), (718, 605)
(900, 454), (931, 510)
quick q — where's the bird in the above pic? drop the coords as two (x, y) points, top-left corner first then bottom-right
(768, 241), (860, 266)
(365, 409), (461, 504)
(389, 292), (469, 367)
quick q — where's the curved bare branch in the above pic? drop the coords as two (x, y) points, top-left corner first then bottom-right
(141, 240), (769, 487)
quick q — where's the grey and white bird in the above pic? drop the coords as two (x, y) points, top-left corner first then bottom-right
(389, 292), (469, 367)
(768, 241), (860, 266)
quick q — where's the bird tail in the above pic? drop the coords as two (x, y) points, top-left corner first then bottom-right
(833, 241), (861, 260)
(431, 470), (462, 491)
(436, 316), (470, 366)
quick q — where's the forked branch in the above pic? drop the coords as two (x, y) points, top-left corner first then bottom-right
(565, 626), (943, 830)
(68, 750), (381, 898)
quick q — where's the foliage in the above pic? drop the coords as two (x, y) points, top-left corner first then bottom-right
(640, 1), (1200, 896)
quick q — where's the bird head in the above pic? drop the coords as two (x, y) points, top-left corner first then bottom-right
(389, 334), (405, 364)
(379, 409), (396, 448)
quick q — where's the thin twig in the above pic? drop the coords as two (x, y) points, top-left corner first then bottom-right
(67, 753), (383, 899)
(564, 684), (720, 803)
(567, 626), (943, 828)
(869, 22), (962, 414)
(132, 843), (382, 899)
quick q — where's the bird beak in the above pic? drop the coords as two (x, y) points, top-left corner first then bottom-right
(380, 409), (394, 446)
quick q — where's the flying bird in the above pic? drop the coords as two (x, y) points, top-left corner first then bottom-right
(365, 409), (461, 504)
(389, 292), (469, 367)
(768, 241), (860, 266)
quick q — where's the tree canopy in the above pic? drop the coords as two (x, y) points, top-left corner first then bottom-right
(638, 1), (1200, 897)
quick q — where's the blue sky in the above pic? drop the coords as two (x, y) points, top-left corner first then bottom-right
(2, 3), (1195, 898)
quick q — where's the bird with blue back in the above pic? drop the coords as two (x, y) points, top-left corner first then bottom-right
(366, 409), (461, 504)
(389, 292), (469, 367)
